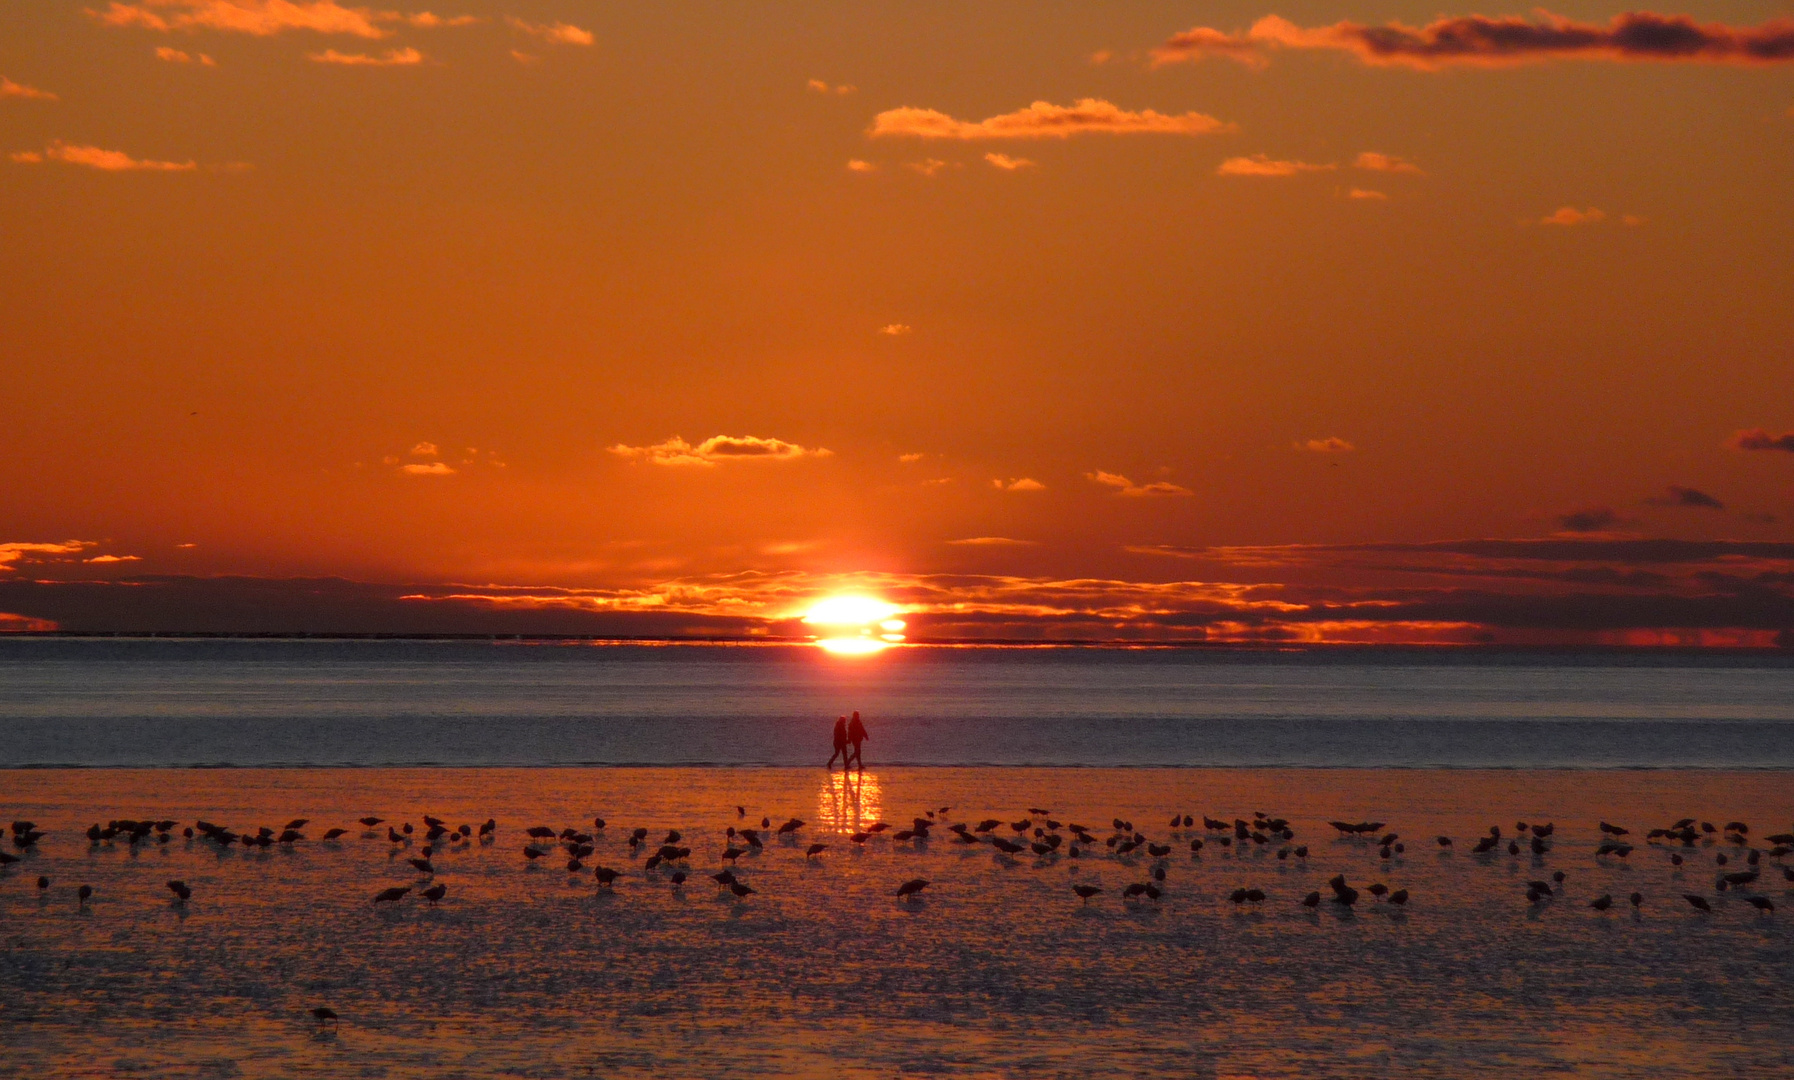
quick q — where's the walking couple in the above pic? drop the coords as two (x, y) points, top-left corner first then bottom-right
(828, 711), (868, 771)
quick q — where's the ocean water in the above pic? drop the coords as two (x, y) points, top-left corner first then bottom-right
(2, 639), (1793, 768)
(2, 768), (1791, 1079)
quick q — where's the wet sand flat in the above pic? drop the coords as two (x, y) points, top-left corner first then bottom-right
(2, 767), (1791, 1079)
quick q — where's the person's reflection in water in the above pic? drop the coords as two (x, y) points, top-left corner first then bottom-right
(826, 715), (848, 770)
(846, 711), (868, 771)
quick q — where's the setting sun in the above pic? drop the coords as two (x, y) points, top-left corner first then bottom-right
(802, 595), (907, 652)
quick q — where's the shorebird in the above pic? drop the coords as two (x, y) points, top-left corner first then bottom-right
(1302, 891), (1321, 908)
(408, 858), (433, 875)
(594, 866), (621, 887)
(422, 884), (446, 904)
(1630, 892), (1644, 907)
(1745, 897), (1775, 913)
(374, 887), (409, 904)
(323, 828), (347, 841)
(1388, 889), (1408, 906)
(1073, 884), (1102, 904)
(1683, 894), (1712, 913)
(805, 843), (827, 859)
(1590, 894), (1613, 911)
(77, 885), (92, 907)
(359, 817), (383, 827)
(311, 1007), (339, 1029)
(166, 880), (191, 902)
(729, 882), (756, 899)
(896, 878), (930, 898)
(1436, 836), (1452, 847)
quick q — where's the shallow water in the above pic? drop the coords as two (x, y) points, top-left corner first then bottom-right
(4, 639), (1794, 767)
(3, 767), (1791, 1079)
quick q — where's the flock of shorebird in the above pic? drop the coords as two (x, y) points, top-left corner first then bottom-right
(5, 806), (1790, 923)
(7, 803), (1788, 1032)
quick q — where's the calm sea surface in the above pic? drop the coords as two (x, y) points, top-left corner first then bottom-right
(1, 639), (1792, 768)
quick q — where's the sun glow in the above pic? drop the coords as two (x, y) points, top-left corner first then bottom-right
(803, 594), (907, 653)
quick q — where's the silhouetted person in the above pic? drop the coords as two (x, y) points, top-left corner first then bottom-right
(846, 711), (868, 770)
(826, 716), (848, 770)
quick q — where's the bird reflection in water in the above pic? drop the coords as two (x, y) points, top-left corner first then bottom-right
(817, 769), (882, 835)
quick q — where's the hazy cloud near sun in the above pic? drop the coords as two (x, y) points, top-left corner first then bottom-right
(947, 537), (1038, 546)
(309, 47), (423, 65)
(1217, 154), (1333, 177)
(1297, 437), (1354, 453)
(1, 76), (58, 100)
(870, 99), (1233, 139)
(1557, 506), (1621, 532)
(610, 435), (830, 467)
(92, 1), (481, 38)
(1151, 12), (1794, 70)
(1731, 428), (1794, 453)
(1647, 485), (1725, 510)
(1087, 471), (1192, 497)
(0, 540), (96, 571)
(992, 477), (1046, 492)
(506, 18), (593, 45)
(11, 142), (196, 171)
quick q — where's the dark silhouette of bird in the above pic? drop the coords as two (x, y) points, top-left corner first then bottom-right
(805, 843), (827, 859)
(1436, 836), (1452, 847)
(479, 819), (496, 837)
(286, 819), (308, 831)
(1629, 892), (1643, 907)
(594, 866), (621, 887)
(1388, 889), (1408, 906)
(359, 817), (383, 827)
(669, 871), (686, 888)
(712, 870), (737, 889)
(1368, 884), (1388, 899)
(374, 887), (409, 904)
(77, 885), (93, 906)
(387, 827), (403, 843)
(1073, 884), (1102, 904)
(721, 847), (745, 862)
(1745, 896), (1774, 913)
(896, 878), (930, 898)
(1599, 822), (1628, 836)
(408, 858), (433, 875)
(322, 828), (347, 840)
(1683, 894), (1712, 912)
(778, 818), (805, 835)
(167, 880), (191, 902)
(37, 876), (50, 890)
(523, 847), (545, 861)
(1590, 894), (1613, 911)
(421, 883), (446, 904)
(729, 882), (756, 899)
(311, 1007), (338, 1028)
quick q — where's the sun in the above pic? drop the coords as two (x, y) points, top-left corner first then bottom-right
(802, 594), (907, 653)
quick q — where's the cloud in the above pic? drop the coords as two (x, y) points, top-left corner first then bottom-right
(845, 159), (877, 173)
(1648, 485), (1725, 510)
(1087, 470), (1193, 496)
(993, 477), (1046, 492)
(1542, 206), (1606, 226)
(1153, 12), (1794, 71)
(1354, 151), (1422, 174)
(1217, 154), (1333, 177)
(1348, 188), (1387, 200)
(0, 541), (95, 572)
(507, 18), (593, 45)
(806, 79), (855, 94)
(906, 158), (951, 176)
(1557, 506), (1620, 532)
(609, 435), (830, 467)
(12, 141), (196, 171)
(870, 98), (1234, 139)
(92, 1), (392, 38)
(1297, 437), (1354, 453)
(983, 152), (1035, 170)
(898, 453), (924, 463)
(308, 46), (422, 64)
(155, 46), (216, 63)
(1, 77), (58, 100)
(85, 554), (143, 564)
(1731, 428), (1794, 453)
(399, 461), (455, 476)
(1150, 26), (1270, 67)
(878, 323), (912, 335)
(409, 441), (439, 456)
(947, 537), (1038, 546)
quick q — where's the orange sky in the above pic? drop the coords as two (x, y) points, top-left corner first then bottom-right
(2, 1), (1793, 642)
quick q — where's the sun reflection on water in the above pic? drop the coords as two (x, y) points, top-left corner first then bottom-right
(816, 770), (883, 834)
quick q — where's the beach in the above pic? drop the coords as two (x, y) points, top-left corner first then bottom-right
(4, 766), (1791, 1079)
